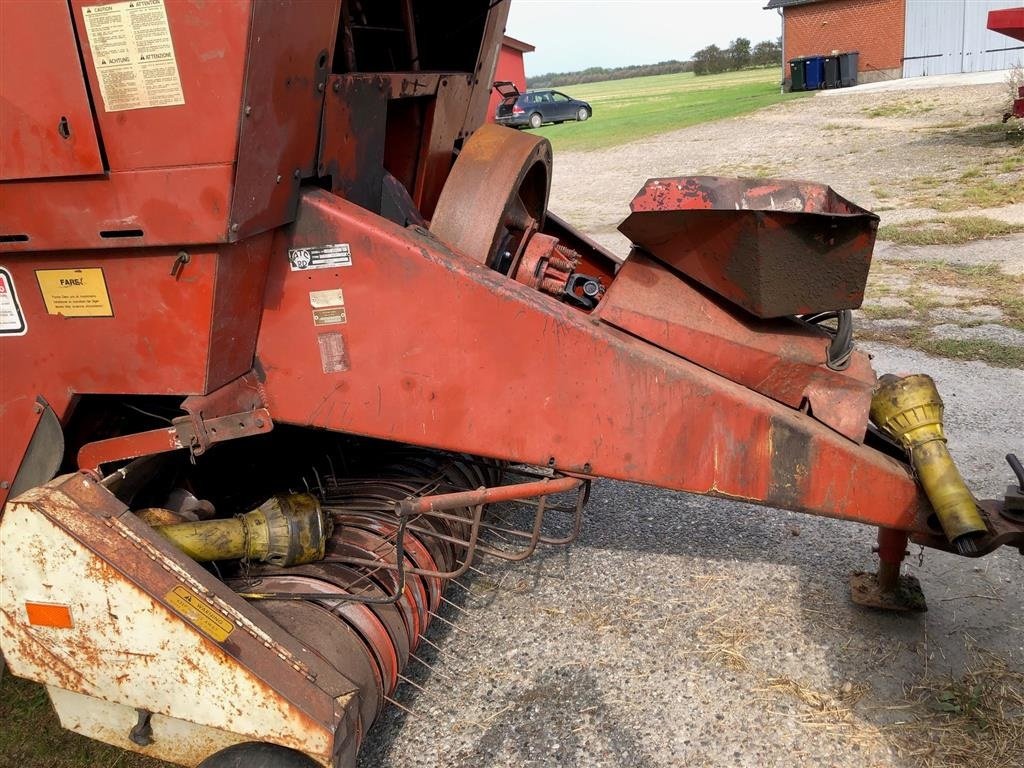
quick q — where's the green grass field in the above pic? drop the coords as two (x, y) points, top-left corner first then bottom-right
(531, 68), (807, 152)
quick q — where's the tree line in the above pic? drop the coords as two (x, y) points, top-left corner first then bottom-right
(527, 60), (693, 89)
(692, 37), (782, 76)
(525, 37), (783, 89)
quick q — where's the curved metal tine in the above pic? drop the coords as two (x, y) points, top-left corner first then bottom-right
(283, 511), (413, 606)
(470, 495), (546, 562)
(444, 577), (473, 594)
(408, 652), (457, 683)
(397, 673), (445, 698)
(425, 610), (470, 635)
(383, 695), (426, 722)
(327, 503), (487, 580)
(538, 480), (588, 546)
(460, 563), (492, 578)
(438, 595), (481, 625)
(478, 482), (587, 547)
(417, 635), (458, 660)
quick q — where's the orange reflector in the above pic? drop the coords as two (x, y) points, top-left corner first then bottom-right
(25, 602), (73, 629)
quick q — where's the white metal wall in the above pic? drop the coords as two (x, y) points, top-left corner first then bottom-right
(904, 0), (1024, 77)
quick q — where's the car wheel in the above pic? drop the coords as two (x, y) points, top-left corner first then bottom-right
(528, 112), (542, 129)
(576, 107), (590, 122)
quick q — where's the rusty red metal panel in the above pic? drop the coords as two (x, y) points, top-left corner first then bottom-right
(255, 190), (931, 534)
(597, 251), (876, 441)
(0, 396), (73, 510)
(70, 0), (252, 171)
(0, 164), (235, 252)
(989, 8), (1024, 42)
(318, 75), (389, 211)
(3, 1), (344, 251)
(619, 177), (879, 318)
(0, 236), (271, 506)
(207, 239), (274, 389)
(462, 2), (511, 134)
(229, 0), (341, 240)
(413, 75), (475, 219)
(0, 0), (105, 180)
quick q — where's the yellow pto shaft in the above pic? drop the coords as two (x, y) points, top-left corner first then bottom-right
(870, 374), (988, 554)
(154, 493), (329, 566)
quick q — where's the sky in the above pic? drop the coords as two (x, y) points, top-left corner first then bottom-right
(506, 0), (783, 76)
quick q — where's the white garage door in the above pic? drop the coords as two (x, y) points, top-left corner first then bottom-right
(904, 0), (1024, 77)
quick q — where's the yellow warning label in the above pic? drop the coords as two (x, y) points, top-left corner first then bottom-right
(82, 0), (185, 113)
(35, 269), (113, 317)
(165, 585), (234, 643)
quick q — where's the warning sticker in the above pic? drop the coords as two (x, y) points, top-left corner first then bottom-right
(289, 244), (352, 271)
(165, 585), (234, 643)
(317, 332), (350, 373)
(36, 268), (113, 318)
(82, 0), (185, 113)
(0, 268), (27, 336)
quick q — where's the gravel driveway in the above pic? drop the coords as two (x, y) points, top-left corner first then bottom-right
(360, 83), (1024, 768)
(548, 81), (1024, 252)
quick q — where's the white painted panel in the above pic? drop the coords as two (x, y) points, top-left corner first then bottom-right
(962, 0), (1024, 73)
(905, 0), (1024, 77)
(904, 0), (965, 78)
(0, 499), (335, 762)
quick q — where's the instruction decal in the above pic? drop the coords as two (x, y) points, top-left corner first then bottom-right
(36, 268), (113, 318)
(165, 585), (234, 643)
(82, 0), (185, 113)
(289, 244), (352, 271)
(0, 268), (27, 336)
(309, 288), (347, 326)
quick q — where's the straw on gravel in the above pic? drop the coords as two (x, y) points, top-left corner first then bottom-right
(885, 647), (1024, 768)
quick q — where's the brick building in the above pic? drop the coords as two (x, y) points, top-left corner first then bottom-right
(767, 0), (1024, 87)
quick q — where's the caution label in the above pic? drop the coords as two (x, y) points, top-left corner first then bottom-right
(36, 268), (113, 317)
(82, 0), (185, 113)
(0, 268), (27, 336)
(165, 585), (234, 643)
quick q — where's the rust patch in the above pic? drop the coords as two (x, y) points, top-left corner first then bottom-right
(767, 418), (813, 510)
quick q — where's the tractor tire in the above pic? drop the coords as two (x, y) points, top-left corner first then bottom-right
(198, 743), (319, 768)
